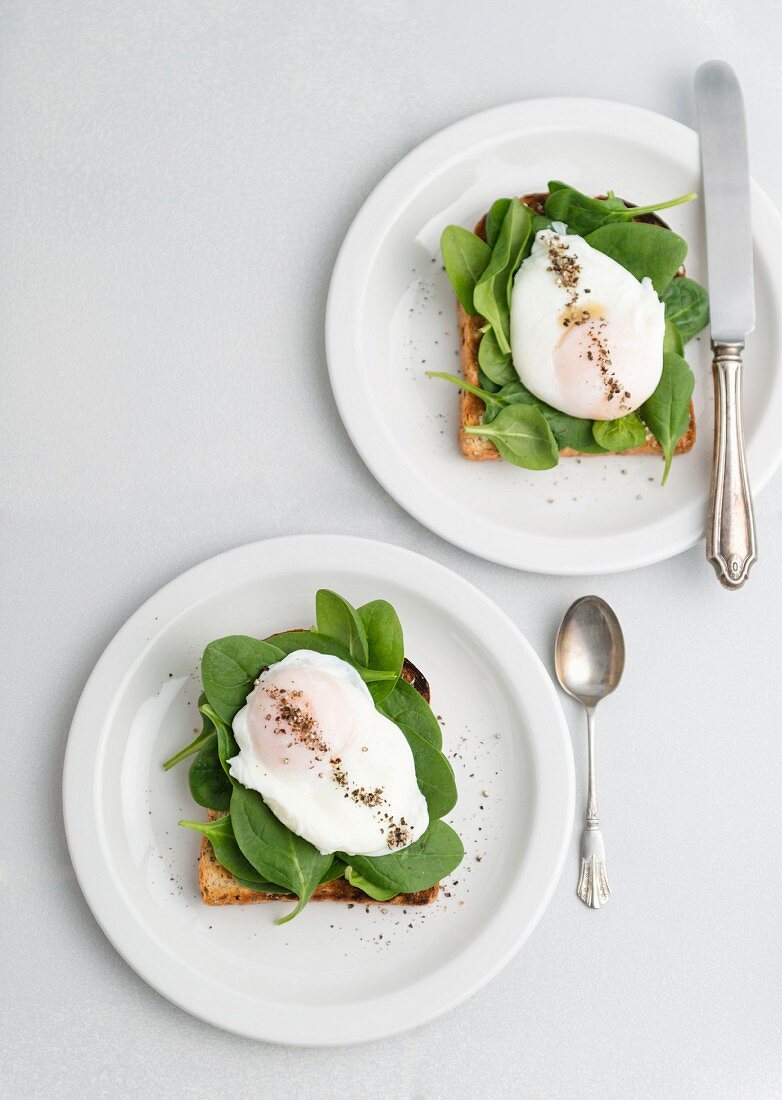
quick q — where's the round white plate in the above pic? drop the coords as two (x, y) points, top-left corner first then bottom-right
(63, 535), (574, 1045)
(326, 98), (782, 574)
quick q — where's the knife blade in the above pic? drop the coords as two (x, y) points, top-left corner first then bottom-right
(695, 60), (755, 344)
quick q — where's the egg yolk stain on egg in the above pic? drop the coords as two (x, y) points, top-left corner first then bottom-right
(555, 311), (632, 411)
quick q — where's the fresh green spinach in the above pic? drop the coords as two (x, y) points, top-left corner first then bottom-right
(640, 351), (695, 484)
(477, 368), (501, 393)
(463, 403), (559, 469)
(379, 677), (442, 750)
(477, 325), (517, 386)
(473, 200), (532, 353)
(592, 413), (648, 452)
(357, 599), (404, 703)
(485, 198), (511, 248)
(398, 722), (457, 819)
(533, 405), (606, 455)
(230, 783), (333, 925)
(163, 692), (214, 771)
(482, 384), (606, 454)
(344, 865), (398, 901)
(320, 858), (347, 885)
(427, 371), (605, 456)
(180, 814), (283, 891)
(529, 212), (551, 235)
(188, 735), (232, 812)
(201, 636), (285, 724)
(441, 226), (491, 314)
(586, 221), (687, 294)
(315, 589), (368, 665)
(268, 629), (397, 688)
(199, 701), (238, 777)
(347, 820), (464, 895)
(268, 628), (353, 660)
(545, 182), (696, 236)
(664, 317), (684, 357)
(661, 276), (710, 344)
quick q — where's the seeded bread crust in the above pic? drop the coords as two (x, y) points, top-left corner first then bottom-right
(197, 657), (439, 907)
(457, 191), (696, 461)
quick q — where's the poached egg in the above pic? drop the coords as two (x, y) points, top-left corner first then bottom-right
(228, 650), (429, 857)
(510, 229), (665, 420)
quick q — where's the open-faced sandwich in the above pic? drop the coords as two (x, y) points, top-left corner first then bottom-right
(430, 183), (710, 483)
(164, 590), (463, 923)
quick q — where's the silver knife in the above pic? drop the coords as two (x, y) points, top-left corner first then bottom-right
(695, 60), (757, 588)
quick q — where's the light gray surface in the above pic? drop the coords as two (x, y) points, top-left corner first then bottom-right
(3, 1), (782, 1096)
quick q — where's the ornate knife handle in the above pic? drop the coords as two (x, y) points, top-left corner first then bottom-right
(707, 343), (757, 588)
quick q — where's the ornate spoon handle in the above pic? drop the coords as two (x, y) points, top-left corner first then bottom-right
(707, 344), (757, 588)
(577, 706), (611, 908)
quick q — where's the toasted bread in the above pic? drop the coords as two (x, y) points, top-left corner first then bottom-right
(457, 192), (696, 462)
(197, 657), (439, 907)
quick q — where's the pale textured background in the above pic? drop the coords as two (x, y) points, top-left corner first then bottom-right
(3, 1), (782, 1097)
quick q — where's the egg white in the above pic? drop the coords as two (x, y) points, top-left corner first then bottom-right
(229, 650), (429, 857)
(510, 229), (666, 421)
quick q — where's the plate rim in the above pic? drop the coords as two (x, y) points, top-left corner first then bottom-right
(62, 534), (575, 1045)
(325, 96), (782, 575)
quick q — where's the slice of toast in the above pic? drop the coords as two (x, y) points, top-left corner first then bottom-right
(457, 191), (696, 461)
(198, 657), (440, 907)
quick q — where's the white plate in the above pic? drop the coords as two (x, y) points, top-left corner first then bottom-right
(63, 536), (574, 1045)
(326, 98), (782, 574)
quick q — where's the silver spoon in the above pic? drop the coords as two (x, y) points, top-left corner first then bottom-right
(555, 595), (625, 909)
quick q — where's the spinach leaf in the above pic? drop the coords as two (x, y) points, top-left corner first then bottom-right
(586, 222), (687, 294)
(230, 783), (333, 924)
(179, 814), (283, 891)
(344, 865), (398, 901)
(399, 723), (457, 818)
(661, 276), (710, 344)
(379, 677), (442, 750)
(640, 351), (695, 484)
(441, 226), (491, 314)
(163, 692), (214, 771)
(592, 413), (648, 452)
(315, 589), (368, 665)
(545, 182), (696, 236)
(199, 701), (238, 777)
(537, 407), (606, 454)
(268, 628), (354, 660)
(188, 735), (232, 812)
(232, 856), (343, 892)
(427, 370), (517, 419)
(357, 599), (403, 703)
(483, 387), (605, 454)
(347, 820), (464, 895)
(320, 858), (346, 885)
(428, 371), (604, 455)
(201, 636), (285, 725)
(485, 198), (511, 248)
(545, 185), (630, 234)
(664, 317), (684, 357)
(463, 403), (559, 469)
(268, 629), (396, 688)
(529, 212), (551, 235)
(477, 368), (501, 393)
(473, 201), (532, 353)
(477, 325), (517, 386)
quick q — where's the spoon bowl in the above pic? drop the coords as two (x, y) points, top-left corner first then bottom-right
(555, 595), (625, 709)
